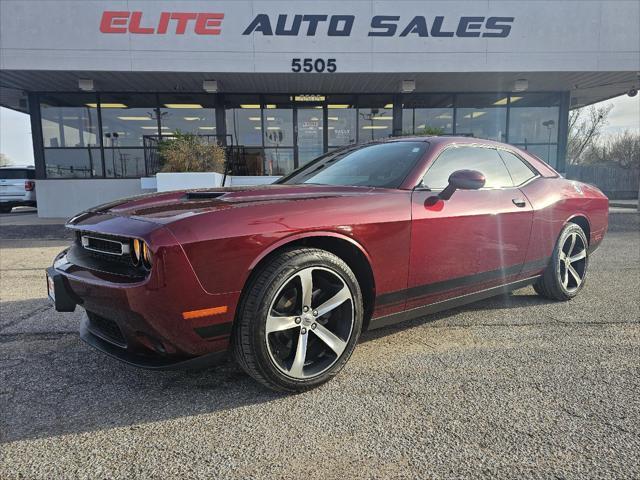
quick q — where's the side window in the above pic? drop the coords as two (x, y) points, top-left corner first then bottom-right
(498, 150), (537, 186)
(422, 146), (513, 190)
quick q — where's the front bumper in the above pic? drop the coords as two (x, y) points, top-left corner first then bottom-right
(80, 313), (227, 370)
(47, 214), (241, 368)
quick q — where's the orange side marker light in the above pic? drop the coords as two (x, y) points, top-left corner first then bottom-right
(182, 306), (228, 320)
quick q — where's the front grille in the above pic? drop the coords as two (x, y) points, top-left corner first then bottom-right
(81, 234), (128, 256)
(87, 312), (127, 348)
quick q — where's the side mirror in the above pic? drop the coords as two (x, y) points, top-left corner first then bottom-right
(439, 170), (486, 200)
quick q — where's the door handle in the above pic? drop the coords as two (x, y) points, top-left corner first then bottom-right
(512, 198), (526, 208)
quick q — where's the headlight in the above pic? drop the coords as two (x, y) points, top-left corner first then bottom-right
(142, 242), (153, 269)
(131, 239), (142, 266)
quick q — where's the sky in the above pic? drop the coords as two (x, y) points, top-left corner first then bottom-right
(0, 93), (638, 166)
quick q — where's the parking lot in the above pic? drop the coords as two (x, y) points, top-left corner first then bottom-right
(1, 212), (638, 479)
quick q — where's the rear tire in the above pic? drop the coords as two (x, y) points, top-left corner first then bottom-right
(534, 223), (589, 301)
(233, 248), (363, 392)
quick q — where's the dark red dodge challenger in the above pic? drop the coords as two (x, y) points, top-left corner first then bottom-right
(47, 137), (608, 391)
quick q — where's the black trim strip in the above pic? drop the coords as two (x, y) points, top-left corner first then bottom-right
(377, 257), (550, 307)
(194, 322), (233, 339)
(370, 276), (540, 330)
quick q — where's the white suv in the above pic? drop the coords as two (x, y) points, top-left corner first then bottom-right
(0, 166), (37, 213)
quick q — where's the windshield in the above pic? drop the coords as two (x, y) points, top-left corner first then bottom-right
(279, 141), (428, 188)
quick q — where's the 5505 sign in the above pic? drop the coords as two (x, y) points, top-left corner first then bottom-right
(291, 58), (337, 73)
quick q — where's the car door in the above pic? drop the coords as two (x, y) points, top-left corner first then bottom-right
(406, 145), (533, 310)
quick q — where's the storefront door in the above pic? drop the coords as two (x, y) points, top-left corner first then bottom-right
(296, 108), (325, 167)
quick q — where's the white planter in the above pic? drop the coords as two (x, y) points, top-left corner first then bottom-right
(155, 172), (225, 192)
(229, 175), (281, 186)
(140, 176), (157, 191)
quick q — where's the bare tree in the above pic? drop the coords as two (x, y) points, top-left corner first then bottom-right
(581, 130), (640, 168)
(0, 153), (12, 167)
(567, 104), (613, 164)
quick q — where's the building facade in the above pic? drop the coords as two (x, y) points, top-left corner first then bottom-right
(1, 0), (638, 216)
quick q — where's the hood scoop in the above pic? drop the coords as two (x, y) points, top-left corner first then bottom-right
(185, 191), (225, 200)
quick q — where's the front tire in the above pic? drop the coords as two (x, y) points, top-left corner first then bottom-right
(233, 248), (363, 392)
(534, 223), (589, 301)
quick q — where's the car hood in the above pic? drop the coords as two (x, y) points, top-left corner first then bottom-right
(72, 184), (376, 225)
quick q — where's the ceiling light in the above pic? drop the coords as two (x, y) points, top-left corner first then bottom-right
(249, 117), (261, 121)
(493, 97), (509, 106)
(328, 104), (350, 109)
(117, 116), (152, 121)
(513, 79), (529, 92)
(240, 104), (261, 109)
(328, 116), (339, 121)
(199, 126), (216, 130)
(373, 116), (393, 120)
(401, 80), (415, 93)
(183, 117), (201, 121)
(510, 96), (523, 104)
(164, 104), (203, 109)
(310, 117), (319, 121)
(265, 104), (276, 109)
(463, 111), (487, 119)
(267, 126), (281, 130)
(78, 79), (94, 91)
(86, 103), (127, 108)
(141, 126), (166, 130)
(384, 103), (394, 109)
(202, 80), (218, 93)
(254, 126), (262, 130)
(362, 125), (389, 129)
(266, 117), (275, 121)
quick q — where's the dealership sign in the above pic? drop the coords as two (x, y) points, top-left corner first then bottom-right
(100, 11), (514, 38)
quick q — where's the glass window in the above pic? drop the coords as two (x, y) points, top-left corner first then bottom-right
(44, 148), (102, 178)
(98, 94), (160, 147)
(297, 108), (324, 166)
(423, 146), (513, 190)
(40, 94), (99, 148)
(455, 94), (507, 141)
(402, 94), (454, 135)
(159, 94), (216, 137)
(509, 106), (559, 144)
(0, 168), (35, 180)
(265, 149), (295, 176)
(328, 105), (357, 147)
(456, 108), (507, 141)
(226, 107), (262, 146)
(497, 150), (537, 185)
(358, 107), (393, 142)
(103, 148), (146, 178)
(264, 109), (293, 147)
(280, 141), (427, 188)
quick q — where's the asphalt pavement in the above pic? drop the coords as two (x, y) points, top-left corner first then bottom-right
(0, 213), (638, 479)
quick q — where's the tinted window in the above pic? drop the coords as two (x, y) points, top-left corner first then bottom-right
(280, 141), (428, 188)
(422, 146), (513, 189)
(498, 150), (537, 185)
(0, 168), (35, 179)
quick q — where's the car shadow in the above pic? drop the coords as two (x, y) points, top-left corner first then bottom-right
(0, 299), (287, 444)
(1, 291), (555, 444)
(360, 290), (557, 343)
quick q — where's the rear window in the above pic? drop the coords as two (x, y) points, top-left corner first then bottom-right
(0, 168), (35, 180)
(279, 141), (428, 188)
(497, 150), (537, 185)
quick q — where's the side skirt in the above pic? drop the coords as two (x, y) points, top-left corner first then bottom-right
(368, 276), (540, 330)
